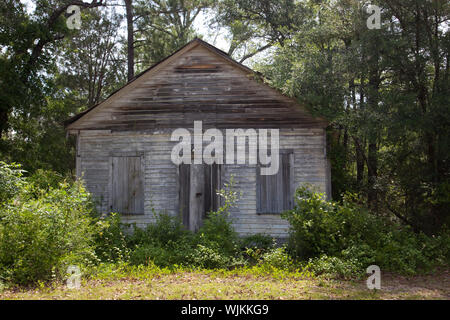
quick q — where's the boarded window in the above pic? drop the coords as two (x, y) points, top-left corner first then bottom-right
(257, 150), (294, 214)
(110, 156), (144, 215)
(179, 164), (222, 230)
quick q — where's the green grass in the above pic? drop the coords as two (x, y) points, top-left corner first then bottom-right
(0, 265), (448, 300)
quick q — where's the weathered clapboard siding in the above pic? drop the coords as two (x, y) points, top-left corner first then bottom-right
(67, 39), (330, 239)
(66, 42), (326, 132)
(76, 127), (327, 238)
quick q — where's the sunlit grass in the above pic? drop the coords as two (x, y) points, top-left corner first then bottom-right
(1, 264), (448, 300)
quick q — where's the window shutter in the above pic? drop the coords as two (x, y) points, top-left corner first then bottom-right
(257, 150), (294, 214)
(111, 156), (144, 215)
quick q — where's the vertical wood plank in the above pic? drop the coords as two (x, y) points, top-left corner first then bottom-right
(179, 164), (190, 227)
(189, 164), (205, 232)
(289, 152), (295, 209)
(257, 150), (294, 214)
(111, 156), (144, 215)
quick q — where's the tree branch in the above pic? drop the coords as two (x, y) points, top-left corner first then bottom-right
(239, 43), (273, 63)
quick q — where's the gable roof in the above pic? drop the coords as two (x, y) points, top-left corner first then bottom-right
(65, 38), (327, 130)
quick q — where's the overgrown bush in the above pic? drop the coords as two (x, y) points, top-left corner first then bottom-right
(0, 161), (25, 203)
(259, 247), (294, 270)
(127, 178), (242, 269)
(240, 234), (275, 251)
(94, 213), (131, 263)
(4, 158), (446, 286)
(0, 180), (98, 285)
(282, 185), (450, 275)
(128, 211), (191, 248)
(26, 169), (65, 197)
(126, 212), (195, 267)
(130, 240), (194, 267)
(187, 244), (232, 269)
(195, 212), (238, 257)
(281, 186), (376, 259)
(303, 255), (363, 279)
(194, 178), (240, 257)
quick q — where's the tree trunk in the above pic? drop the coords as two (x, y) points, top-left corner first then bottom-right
(0, 109), (8, 139)
(367, 48), (380, 212)
(356, 139), (365, 184)
(125, 0), (134, 81)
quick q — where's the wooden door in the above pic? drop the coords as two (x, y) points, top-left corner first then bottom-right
(179, 164), (221, 231)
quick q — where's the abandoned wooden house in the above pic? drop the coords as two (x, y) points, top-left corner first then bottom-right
(65, 38), (330, 240)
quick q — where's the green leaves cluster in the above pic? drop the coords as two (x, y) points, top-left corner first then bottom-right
(282, 185), (450, 275)
(0, 162), (99, 285)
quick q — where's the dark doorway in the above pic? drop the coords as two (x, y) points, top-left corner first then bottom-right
(179, 164), (222, 231)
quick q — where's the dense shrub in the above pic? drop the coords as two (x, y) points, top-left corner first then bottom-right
(281, 186), (377, 259)
(259, 247), (294, 270)
(26, 169), (65, 197)
(240, 234), (275, 251)
(0, 181), (98, 285)
(130, 240), (194, 267)
(128, 178), (242, 269)
(187, 244), (233, 269)
(94, 213), (131, 263)
(282, 185), (450, 275)
(2, 159), (447, 286)
(127, 211), (240, 269)
(0, 161), (25, 203)
(126, 212), (195, 267)
(195, 211), (239, 257)
(303, 255), (363, 279)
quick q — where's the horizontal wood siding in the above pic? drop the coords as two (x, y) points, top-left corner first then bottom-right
(77, 128), (328, 238)
(68, 45), (326, 132)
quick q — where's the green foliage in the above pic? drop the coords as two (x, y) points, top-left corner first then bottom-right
(130, 240), (193, 268)
(133, 0), (211, 70)
(281, 185), (374, 259)
(303, 255), (363, 279)
(25, 169), (66, 197)
(196, 212), (239, 257)
(126, 212), (195, 267)
(94, 213), (131, 263)
(0, 180), (98, 285)
(187, 244), (233, 269)
(2, 159), (447, 287)
(282, 186), (450, 275)
(129, 211), (191, 247)
(252, 0), (450, 235)
(128, 178), (242, 269)
(0, 161), (25, 203)
(195, 176), (240, 256)
(126, 211), (194, 267)
(240, 233), (275, 251)
(259, 247), (294, 271)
